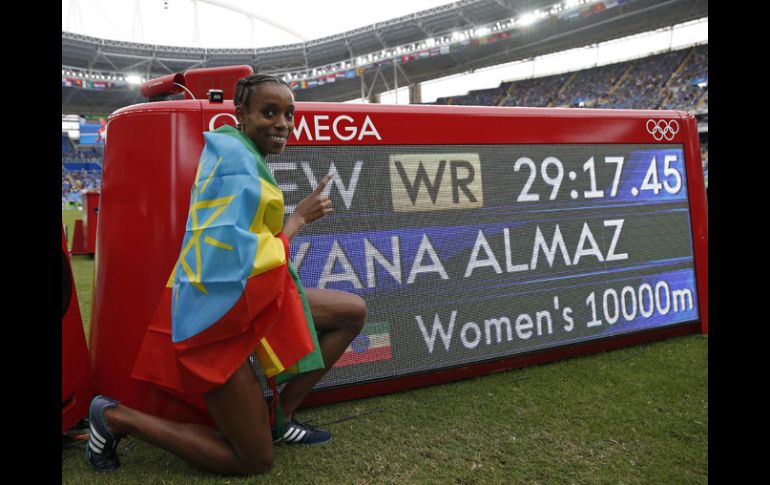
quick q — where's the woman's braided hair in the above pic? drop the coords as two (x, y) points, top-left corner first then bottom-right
(234, 74), (292, 112)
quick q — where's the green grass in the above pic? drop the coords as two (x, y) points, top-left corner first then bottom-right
(63, 258), (708, 484)
(64, 208), (94, 337)
(69, 255), (95, 339)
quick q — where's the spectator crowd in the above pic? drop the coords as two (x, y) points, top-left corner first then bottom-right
(62, 144), (103, 207)
(433, 44), (708, 113)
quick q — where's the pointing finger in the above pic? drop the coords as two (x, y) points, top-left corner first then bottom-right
(314, 175), (332, 194)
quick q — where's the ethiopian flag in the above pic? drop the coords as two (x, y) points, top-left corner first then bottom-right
(132, 125), (324, 417)
(333, 322), (392, 367)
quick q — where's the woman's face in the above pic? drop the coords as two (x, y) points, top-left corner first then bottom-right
(236, 83), (295, 155)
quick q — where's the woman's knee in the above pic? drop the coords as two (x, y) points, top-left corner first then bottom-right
(346, 294), (367, 332)
(331, 293), (366, 334)
(307, 288), (367, 332)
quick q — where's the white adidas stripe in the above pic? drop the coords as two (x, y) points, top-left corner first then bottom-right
(280, 423), (315, 443)
(89, 441), (103, 454)
(284, 427), (301, 441)
(89, 434), (105, 452)
(90, 441), (105, 452)
(91, 427), (106, 445)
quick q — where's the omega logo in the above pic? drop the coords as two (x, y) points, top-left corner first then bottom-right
(208, 113), (238, 131)
(207, 112), (382, 142)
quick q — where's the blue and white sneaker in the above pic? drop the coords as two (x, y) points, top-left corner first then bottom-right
(86, 395), (122, 472)
(274, 419), (332, 445)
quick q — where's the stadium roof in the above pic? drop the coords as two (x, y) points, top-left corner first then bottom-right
(62, 0), (708, 115)
(62, 0), (458, 48)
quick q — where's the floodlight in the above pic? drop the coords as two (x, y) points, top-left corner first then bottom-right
(519, 13), (536, 26)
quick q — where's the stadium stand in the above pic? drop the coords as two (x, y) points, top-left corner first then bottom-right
(62, 133), (76, 155)
(552, 62), (629, 108)
(659, 44), (708, 111)
(434, 44), (708, 112)
(598, 49), (688, 109)
(499, 74), (572, 108)
(62, 145), (103, 206)
(442, 85), (509, 106)
(598, 50), (687, 109)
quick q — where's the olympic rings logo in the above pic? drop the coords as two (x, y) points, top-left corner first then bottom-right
(646, 119), (679, 141)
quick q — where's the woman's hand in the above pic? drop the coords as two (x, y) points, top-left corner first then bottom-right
(283, 175), (333, 240)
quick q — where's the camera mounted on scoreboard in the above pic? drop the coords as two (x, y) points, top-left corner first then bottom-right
(140, 65), (253, 102)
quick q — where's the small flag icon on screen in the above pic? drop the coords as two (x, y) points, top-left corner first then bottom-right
(333, 322), (391, 367)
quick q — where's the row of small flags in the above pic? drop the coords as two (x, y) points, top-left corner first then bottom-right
(471, 31), (512, 46)
(289, 32), (510, 91)
(285, 0), (629, 93)
(62, 78), (118, 90)
(289, 68), (366, 90)
(63, 30), (502, 92)
(562, 0), (629, 19)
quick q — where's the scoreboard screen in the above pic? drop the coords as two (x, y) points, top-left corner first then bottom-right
(269, 142), (699, 391)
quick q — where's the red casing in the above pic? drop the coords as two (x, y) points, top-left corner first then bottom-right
(139, 73), (185, 99)
(70, 219), (86, 255)
(90, 101), (708, 423)
(182, 65), (253, 100)
(83, 190), (100, 254)
(62, 224), (93, 433)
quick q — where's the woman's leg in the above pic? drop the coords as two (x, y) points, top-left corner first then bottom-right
(278, 288), (366, 420)
(103, 361), (275, 475)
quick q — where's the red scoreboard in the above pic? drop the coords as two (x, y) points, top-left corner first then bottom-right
(90, 97), (707, 425)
